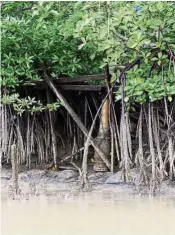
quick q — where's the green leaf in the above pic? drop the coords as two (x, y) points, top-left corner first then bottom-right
(168, 96), (172, 102)
(78, 43), (85, 50)
(158, 60), (161, 66)
(151, 57), (158, 61)
(115, 94), (122, 101)
(124, 97), (129, 103)
(50, 10), (59, 16)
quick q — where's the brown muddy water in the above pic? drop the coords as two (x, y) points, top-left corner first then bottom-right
(1, 192), (175, 235)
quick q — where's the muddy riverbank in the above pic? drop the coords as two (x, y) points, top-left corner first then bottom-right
(1, 167), (175, 199)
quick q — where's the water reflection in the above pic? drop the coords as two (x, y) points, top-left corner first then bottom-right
(1, 192), (175, 235)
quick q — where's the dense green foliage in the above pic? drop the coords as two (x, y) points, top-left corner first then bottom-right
(1, 1), (175, 108)
(1, 2), (102, 86)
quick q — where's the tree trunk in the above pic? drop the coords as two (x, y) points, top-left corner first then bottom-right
(93, 99), (110, 172)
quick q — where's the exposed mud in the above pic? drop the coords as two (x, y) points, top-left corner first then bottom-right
(1, 168), (175, 200)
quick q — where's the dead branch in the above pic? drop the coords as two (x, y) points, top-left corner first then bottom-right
(59, 147), (85, 163)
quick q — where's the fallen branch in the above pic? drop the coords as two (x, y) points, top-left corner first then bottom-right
(59, 147), (85, 164)
(58, 166), (78, 171)
(70, 162), (82, 176)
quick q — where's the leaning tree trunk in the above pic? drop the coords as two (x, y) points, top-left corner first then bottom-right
(93, 99), (110, 172)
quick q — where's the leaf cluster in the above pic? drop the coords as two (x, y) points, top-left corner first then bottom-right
(1, 94), (61, 115)
(1, 1), (175, 107)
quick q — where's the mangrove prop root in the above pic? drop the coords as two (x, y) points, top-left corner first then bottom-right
(11, 144), (19, 195)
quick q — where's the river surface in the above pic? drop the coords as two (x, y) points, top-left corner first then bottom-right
(1, 192), (175, 235)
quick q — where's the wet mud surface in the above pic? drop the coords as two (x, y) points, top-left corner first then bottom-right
(1, 167), (175, 199)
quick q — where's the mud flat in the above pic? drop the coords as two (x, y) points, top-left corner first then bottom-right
(1, 168), (175, 199)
